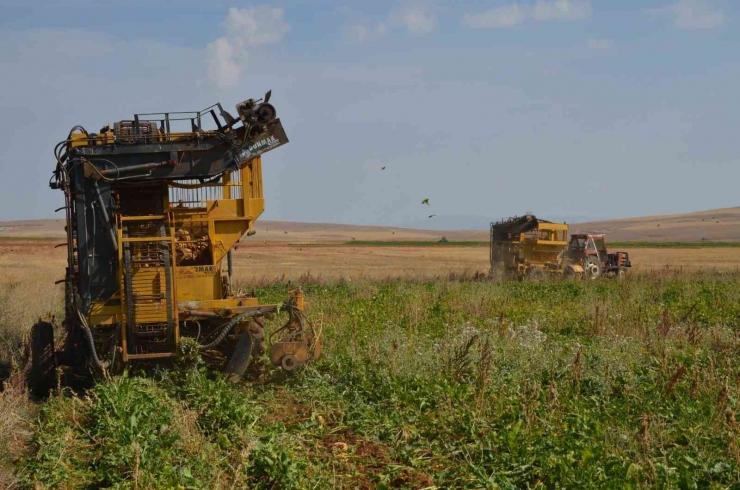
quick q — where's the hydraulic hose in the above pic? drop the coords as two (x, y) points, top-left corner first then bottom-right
(76, 307), (110, 371)
(92, 181), (119, 252)
(198, 307), (274, 351)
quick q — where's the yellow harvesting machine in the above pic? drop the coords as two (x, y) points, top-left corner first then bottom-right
(489, 214), (569, 276)
(29, 92), (316, 395)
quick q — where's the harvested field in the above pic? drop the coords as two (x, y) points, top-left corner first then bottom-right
(232, 244), (740, 281)
(2, 239), (739, 285)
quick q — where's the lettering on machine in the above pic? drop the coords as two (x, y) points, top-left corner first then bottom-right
(239, 136), (281, 160)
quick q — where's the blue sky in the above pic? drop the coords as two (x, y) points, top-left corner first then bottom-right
(0, 0), (737, 228)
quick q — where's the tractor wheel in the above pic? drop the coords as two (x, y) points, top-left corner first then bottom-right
(28, 321), (57, 398)
(583, 256), (602, 280)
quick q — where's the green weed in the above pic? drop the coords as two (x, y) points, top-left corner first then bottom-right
(12, 273), (740, 488)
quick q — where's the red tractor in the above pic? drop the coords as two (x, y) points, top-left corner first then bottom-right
(561, 233), (631, 279)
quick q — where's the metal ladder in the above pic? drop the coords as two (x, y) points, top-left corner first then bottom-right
(118, 215), (177, 359)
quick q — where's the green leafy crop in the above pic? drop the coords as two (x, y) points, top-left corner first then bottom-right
(17, 272), (740, 489)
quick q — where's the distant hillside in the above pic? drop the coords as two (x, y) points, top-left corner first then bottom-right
(0, 219), (66, 237)
(570, 207), (740, 242)
(1, 207), (738, 243)
(0, 218), (486, 243)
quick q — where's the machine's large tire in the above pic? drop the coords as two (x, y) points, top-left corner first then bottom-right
(583, 256), (602, 280)
(28, 321), (56, 398)
(224, 332), (254, 382)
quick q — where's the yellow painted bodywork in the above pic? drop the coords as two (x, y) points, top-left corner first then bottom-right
(493, 222), (569, 274)
(518, 222), (568, 268)
(70, 129), (116, 148)
(87, 156), (270, 360)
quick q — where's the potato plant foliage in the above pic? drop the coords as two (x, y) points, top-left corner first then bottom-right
(8, 272), (740, 489)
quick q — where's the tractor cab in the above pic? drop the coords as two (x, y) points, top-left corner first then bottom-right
(567, 234), (606, 262)
(563, 233), (631, 279)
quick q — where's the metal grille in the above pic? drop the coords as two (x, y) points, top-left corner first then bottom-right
(122, 218), (175, 355)
(168, 169), (242, 208)
(126, 222), (164, 238)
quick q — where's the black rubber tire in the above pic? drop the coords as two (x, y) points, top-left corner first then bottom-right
(28, 321), (56, 398)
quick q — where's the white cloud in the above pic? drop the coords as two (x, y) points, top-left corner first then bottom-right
(463, 0), (591, 29)
(342, 2), (437, 43)
(463, 4), (528, 28)
(342, 22), (389, 43)
(223, 6), (290, 46)
(206, 37), (241, 89)
(653, 0), (727, 30)
(586, 38), (615, 52)
(532, 0), (592, 21)
(206, 6), (290, 89)
(390, 3), (438, 35)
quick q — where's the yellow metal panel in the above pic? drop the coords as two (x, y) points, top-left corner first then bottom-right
(538, 223), (569, 231)
(222, 173), (232, 199)
(213, 220), (251, 263)
(120, 215), (166, 221)
(89, 302), (121, 326)
(175, 266), (222, 302)
(70, 133), (88, 148)
(206, 199), (245, 219)
(243, 157), (264, 199)
(171, 210), (210, 223)
(248, 198), (265, 220)
(179, 297), (261, 310)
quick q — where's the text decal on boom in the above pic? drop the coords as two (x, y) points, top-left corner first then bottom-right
(239, 136), (281, 160)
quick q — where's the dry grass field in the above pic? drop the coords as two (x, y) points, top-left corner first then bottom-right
(1, 239), (740, 287)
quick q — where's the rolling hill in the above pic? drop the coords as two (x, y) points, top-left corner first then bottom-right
(1, 207), (738, 242)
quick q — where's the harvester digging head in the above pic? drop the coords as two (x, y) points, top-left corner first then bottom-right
(30, 92), (317, 394)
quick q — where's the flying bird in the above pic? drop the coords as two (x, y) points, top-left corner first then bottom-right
(422, 198), (430, 205)
(428, 215), (436, 219)
(381, 166), (386, 170)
